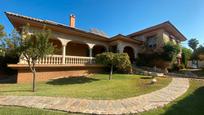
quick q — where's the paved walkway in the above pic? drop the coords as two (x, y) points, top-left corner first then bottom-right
(0, 77), (189, 114)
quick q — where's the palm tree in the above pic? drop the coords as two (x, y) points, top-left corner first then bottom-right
(188, 38), (199, 67)
(188, 38), (199, 51)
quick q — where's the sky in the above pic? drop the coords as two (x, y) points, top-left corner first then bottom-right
(0, 0), (204, 47)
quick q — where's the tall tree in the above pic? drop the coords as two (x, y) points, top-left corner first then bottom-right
(162, 42), (180, 62)
(182, 47), (192, 67)
(95, 52), (132, 80)
(188, 38), (199, 51)
(0, 24), (6, 56)
(18, 25), (54, 92)
(0, 24), (5, 38)
(188, 38), (199, 65)
(196, 45), (204, 60)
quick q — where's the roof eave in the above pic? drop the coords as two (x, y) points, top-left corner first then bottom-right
(128, 21), (187, 41)
(5, 12), (110, 41)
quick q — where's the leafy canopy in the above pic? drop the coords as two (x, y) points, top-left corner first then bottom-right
(16, 25), (55, 92)
(19, 26), (55, 65)
(188, 38), (199, 51)
(162, 42), (180, 62)
(95, 52), (132, 73)
(0, 24), (6, 56)
(196, 45), (204, 60)
(0, 24), (5, 38)
(182, 47), (192, 67)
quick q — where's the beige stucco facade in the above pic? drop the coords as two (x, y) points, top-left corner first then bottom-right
(5, 12), (187, 83)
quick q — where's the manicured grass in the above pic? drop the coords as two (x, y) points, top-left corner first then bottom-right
(0, 74), (171, 100)
(0, 106), (69, 115)
(140, 79), (204, 115)
(1, 78), (204, 115)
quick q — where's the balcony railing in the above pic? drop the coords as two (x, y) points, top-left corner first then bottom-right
(19, 55), (96, 65)
(65, 55), (95, 64)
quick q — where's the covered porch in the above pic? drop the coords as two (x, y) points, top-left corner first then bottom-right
(18, 38), (108, 65)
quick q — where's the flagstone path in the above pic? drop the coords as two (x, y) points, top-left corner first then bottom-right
(0, 77), (189, 114)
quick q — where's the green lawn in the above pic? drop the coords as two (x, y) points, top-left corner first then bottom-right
(140, 79), (204, 115)
(0, 74), (171, 100)
(0, 106), (69, 115)
(0, 78), (204, 115)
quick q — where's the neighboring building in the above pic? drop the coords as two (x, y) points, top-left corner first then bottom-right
(188, 54), (204, 68)
(5, 12), (186, 83)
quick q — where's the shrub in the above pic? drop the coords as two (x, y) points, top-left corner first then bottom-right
(182, 47), (192, 67)
(162, 42), (180, 61)
(136, 42), (180, 69)
(95, 52), (132, 74)
(114, 53), (132, 73)
(0, 55), (19, 75)
(95, 52), (114, 67)
(170, 63), (185, 72)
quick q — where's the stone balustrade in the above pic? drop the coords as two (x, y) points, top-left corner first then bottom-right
(65, 55), (95, 64)
(19, 55), (95, 65)
(37, 55), (63, 64)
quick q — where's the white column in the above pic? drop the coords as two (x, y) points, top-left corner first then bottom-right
(134, 49), (138, 59)
(58, 38), (70, 64)
(105, 46), (109, 52)
(87, 43), (95, 57)
(89, 47), (93, 57)
(62, 45), (66, 64)
(87, 43), (95, 64)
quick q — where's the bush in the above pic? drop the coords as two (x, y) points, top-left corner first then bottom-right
(170, 64), (185, 72)
(136, 53), (171, 69)
(162, 42), (180, 61)
(182, 47), (192, 67)
(95, 52), (132, 73)
(0, 55), (19, 75)
(114, 53), (132, 73)
(136, 42), (180, 69)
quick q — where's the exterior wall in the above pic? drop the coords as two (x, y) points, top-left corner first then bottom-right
(133, 29), (180, 54)
(163, 32), (177, 45)
(29, 27), (109, 49)
(155, 29), (165, 48)
(16, 65), (105, 83)
(66, 42), (89, 56)
(28, 27), (109, 58)
(163, 32), (170, 43)
(187, 61), (204, 68)
(132, 29), (164, 43)
(92, 45), (106, 57)
(109, 40), (140, 58)
(132, 29), (164, 53)
(49, 39), (62, 55)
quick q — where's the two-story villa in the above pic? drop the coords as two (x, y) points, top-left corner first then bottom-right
(6, 12), (186, 83)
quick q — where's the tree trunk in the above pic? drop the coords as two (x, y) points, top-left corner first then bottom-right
(109, 65), (113, 80)
(32, 69), (36, 92)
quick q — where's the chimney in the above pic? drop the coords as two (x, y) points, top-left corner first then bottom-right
(69, 14), (75, 28)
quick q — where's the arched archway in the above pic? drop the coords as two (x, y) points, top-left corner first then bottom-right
(66, 41), (89, 56)
(92, 45), (107, 57)
(49, 39), (62, 55)
(123, 46), (135, 63)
